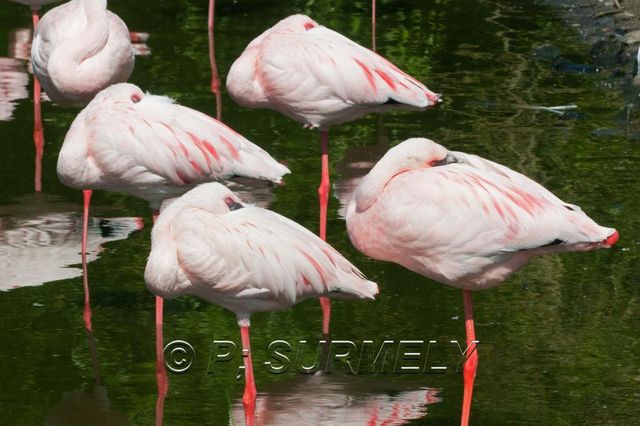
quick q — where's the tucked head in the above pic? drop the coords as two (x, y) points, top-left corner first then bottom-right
(352, 138), (453, 213)
(382, 138), (450, 169)
(165, 182), (245, 215)
(270, 14), (320, 34)
(90, 82), (146, 106)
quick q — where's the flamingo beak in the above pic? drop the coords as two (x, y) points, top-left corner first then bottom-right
(604, 230), (619, 247)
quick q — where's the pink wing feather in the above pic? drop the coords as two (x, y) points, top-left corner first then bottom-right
(146, 195), (377, 314)
(346, 138), (616, 289)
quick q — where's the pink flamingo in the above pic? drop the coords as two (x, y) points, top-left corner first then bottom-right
(56, 82), (290, 327)
(8, 1), (60, 191)
(345, 138), (618, 426)
(227, 14), (440, 335)
(144, 182), (378, 426)
(57, 83), (289, 424)
(31, 0), (134, 104)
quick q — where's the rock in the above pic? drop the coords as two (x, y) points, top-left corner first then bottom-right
(622, 29), (640, 44)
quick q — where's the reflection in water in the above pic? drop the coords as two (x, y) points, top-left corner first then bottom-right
(130, 31), (151, 57)
(0, 57), (28, 121)
(208, 0), (222, 120)
(371, 0), (376, 51)
(0, 199), (143, 290)
(44, 303), (127, 425)
(230, 373), (441, 425)
(8, 27), (31, 61)
(226, 177), (279, 209)
(334, 138), (389, 219)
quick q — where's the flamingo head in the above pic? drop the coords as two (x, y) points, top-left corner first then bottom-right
(90, 82), (147, 107)
(383, 138), (455, 172)
(352, 138), (455, 213)
(169, 183), (246, 216)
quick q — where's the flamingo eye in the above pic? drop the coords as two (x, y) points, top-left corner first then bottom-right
(131, 93), (142, 103)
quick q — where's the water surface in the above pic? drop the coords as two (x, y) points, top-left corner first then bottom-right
(0, 0), (638, 424)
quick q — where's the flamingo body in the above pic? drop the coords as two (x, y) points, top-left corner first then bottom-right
(31, 0), (134, 104)
(145, 182), (377, 425)
(227, 14), (440, 129)
(57, 83), (290, 210)
(145, 182), (378, 314)
(346, 138), (618, 290)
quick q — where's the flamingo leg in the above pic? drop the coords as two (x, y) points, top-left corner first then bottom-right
(81, 190), (92, 330)
(155, 322), (168, 426)
(152, 210), (164, 326)
(318, 129), (331, 336)
(461, 289), (478, 426)
(372, 0), (376, 52)
(32, 8), (43, 193)
(240, 324), (256, 426)
(208, 0), (222, 121)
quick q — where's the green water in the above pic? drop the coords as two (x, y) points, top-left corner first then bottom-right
(0, 0), (638, 424)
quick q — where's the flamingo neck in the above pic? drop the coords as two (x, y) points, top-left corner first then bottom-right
(47, 0), (111, 100)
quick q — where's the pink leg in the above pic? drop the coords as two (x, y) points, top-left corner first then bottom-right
(372, 0), (376, 52)
(461, 290), (478, 426)
(31, 8), (39, 28)
(208, 0), (222, 121)
(240, 325), (256, 426)
(152, 210), (164, 326)
(32, 9), (43, 193)
(318, 130), (331, 336)
(155, 322), (168, 426)
(152, 209), (168, 424)
(82, 190), (92, 330)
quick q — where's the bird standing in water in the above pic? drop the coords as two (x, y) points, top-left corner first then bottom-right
(145, 182), (378, 426)
(56, 82), (290, 327)
(227, 14), (440, 335)
(8, 0), (61, 191)
(31, 0), (134, 104)
(345, 138), (618, 426)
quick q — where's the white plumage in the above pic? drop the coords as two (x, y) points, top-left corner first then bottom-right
(346, 138), (618, 290)
(227, 14), (440, 129)
(145, 182), (378, 316)
(31, 0), (134, 103)
(57, 83), (290, 210)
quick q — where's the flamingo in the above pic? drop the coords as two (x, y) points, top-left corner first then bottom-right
(56, 82), (290, 328)
(8, 1), (60, 191)
(30, 0), (134, 104)
(345, 138), (619, 426)
(144, 182), (378, 426)
(227, 14), (440, 335)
